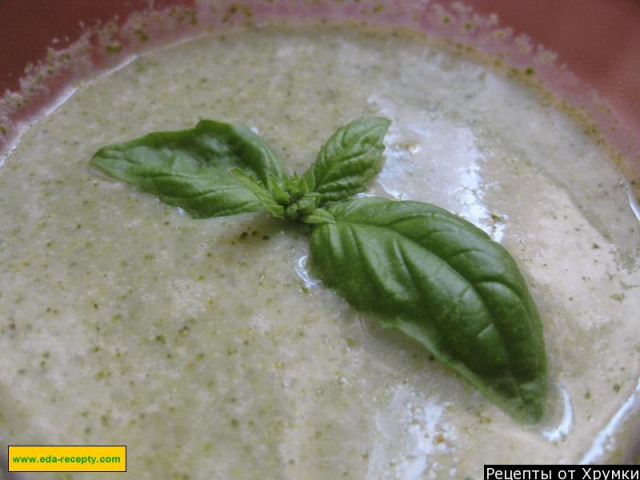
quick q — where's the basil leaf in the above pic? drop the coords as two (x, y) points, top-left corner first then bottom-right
(90, 120), (287, 218)
(301, 117), (391, 204)
(310, 197), (546, 423)
(231, 168), (285, 219)
(300, 207), (335, 226)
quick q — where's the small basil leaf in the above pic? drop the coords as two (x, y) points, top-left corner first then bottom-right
(269, 178), (292, 206)
(285, 172), (310, 198)
(310, 197), (546, 423)
(300, 208), (335, 226)
(301, 117), (391, 204)
(90, 120), (287, 218)
(231, 168), (285, 219)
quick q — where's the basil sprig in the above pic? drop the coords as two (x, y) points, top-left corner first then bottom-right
(90, 117), (546, 423)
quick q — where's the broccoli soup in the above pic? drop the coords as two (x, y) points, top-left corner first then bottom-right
(1, 28), (639, 479)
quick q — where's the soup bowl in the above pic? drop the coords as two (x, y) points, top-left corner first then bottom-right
(1, 0), (639, 475)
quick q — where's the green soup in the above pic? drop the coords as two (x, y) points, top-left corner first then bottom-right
(1, 27), (639, 479)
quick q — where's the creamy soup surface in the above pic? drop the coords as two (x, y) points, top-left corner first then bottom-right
(1, 28), (639, 479)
